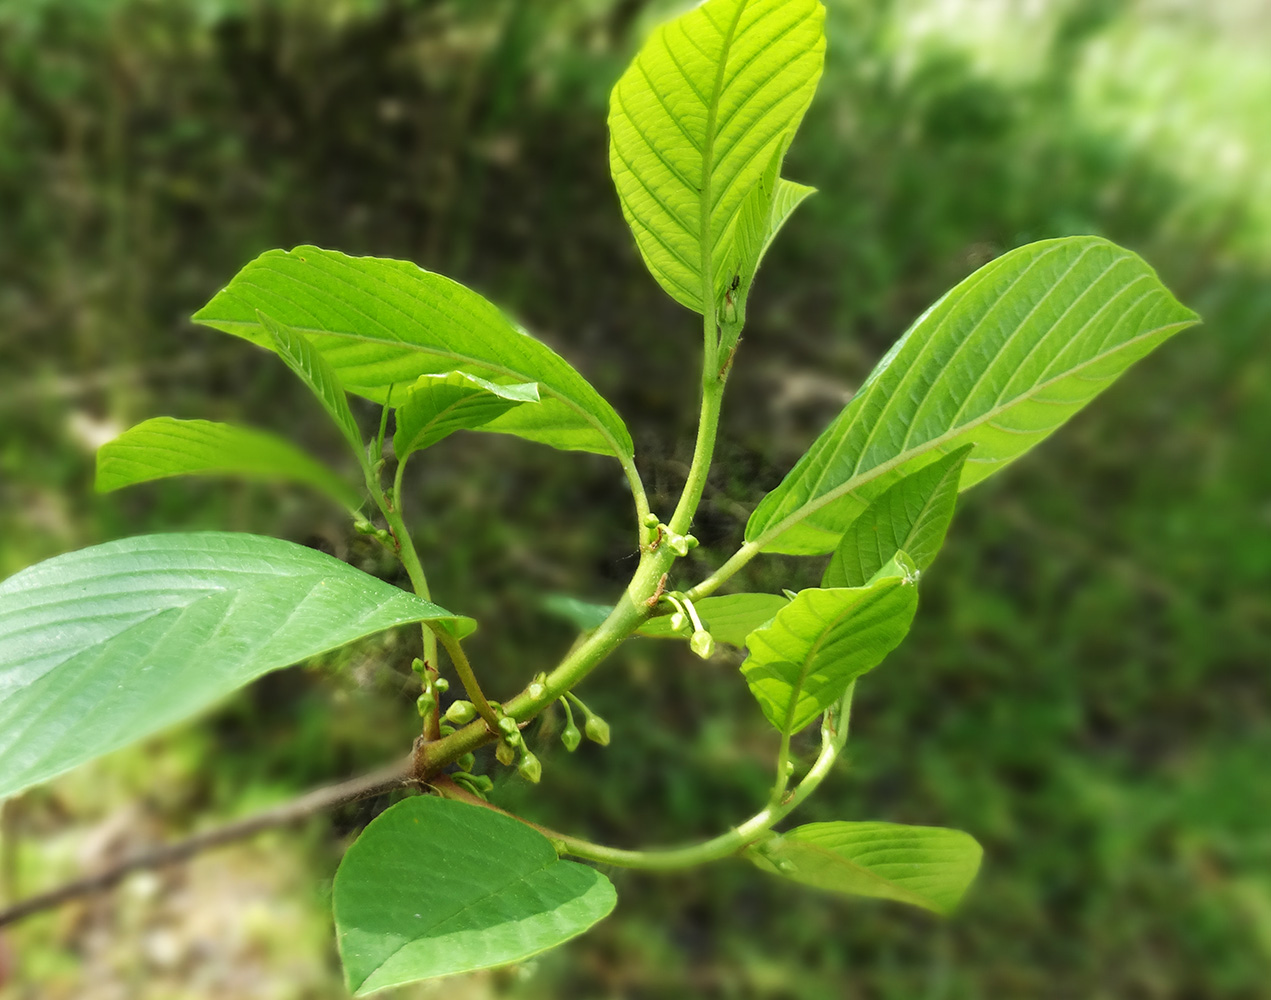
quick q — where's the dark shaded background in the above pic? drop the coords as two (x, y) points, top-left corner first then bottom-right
(1, 0), (1268, 997)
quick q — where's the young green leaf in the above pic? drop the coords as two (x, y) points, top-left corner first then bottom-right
(608, 0), (826, 313)
(0, 533), (473, 799)
(194, 248), (632, 459)
(747, 821), (983, 915)
(639, 592), (788, 647)
(256, 310), (363, 453)
(96, 416), (363, 512)
(742, 555), (919, 734)
(393, 371), (539, 460)
(746, 236), (1200, 554)
(333, 796), (616, 994)
(822, 444), (972, 588)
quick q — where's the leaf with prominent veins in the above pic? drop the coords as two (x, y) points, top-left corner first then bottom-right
(0, 533), (472, 799)
(608, 0), (826, 314)
(96, 417), (363, 512)
(747, 236), (1200, 554)
(393, 371), (539, 459)
(194, 247), (632, 459)
(742, 554), (919, 734)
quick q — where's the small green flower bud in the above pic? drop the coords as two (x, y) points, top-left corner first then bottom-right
(690, 629), (716, 659)
(410, 657), (426, 675)
(669, 611), (687, 633)
(669, 534), (690, 557)
(503, 730), (523, 748)
(527, 682), (546, 700)
(497, 716), (519, 737)
(643, 512), (661, 529)
(354, 517), (376, 535)
(433, 677), (449, 694)
(415, 692), (435, 718)
(439, 723), (456, 736)
(444, 700), (477, 725)
(457, 753), (475, 772)
(683, 533), (699, 549)
(496, 739), (517, 766)
(374, 528), (392, 543)
(584, 714), (611, 746)
(517, 750), (542, 784)
(561, 720), (582, 752)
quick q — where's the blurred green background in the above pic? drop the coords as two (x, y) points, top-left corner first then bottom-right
(1, 0), (1268, 996)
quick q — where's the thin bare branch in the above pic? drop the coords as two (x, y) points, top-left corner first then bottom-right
(0, 760), (418, 928)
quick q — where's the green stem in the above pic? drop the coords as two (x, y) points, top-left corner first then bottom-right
(435, 630), (499, 731)
(685, 539), (762, 601)
(551, 685), (855, 870)
(375, 455), (437, 669)
(768, 729), (793, 808)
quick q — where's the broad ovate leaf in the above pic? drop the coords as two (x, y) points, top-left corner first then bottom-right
(748, 821), (983, 915)
(742, 555), (919, 734)
(747, 236), (1200, 554)
(609, 0), (825, 313)
(194, 247), (631, 459)
(0, 533), (472, 799)
(822, 444), (971, 588)
(96, 417), (362, 512)
(334, 796), (616, 994)
(393, 371), (539, 459)
(639, 592), (788, 647)
(257, 310), (363, 453)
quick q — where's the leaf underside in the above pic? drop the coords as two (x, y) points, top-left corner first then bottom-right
(748, 821), (983, 915)
(194, 247), (631, 458)
(748, 236), (1200, 554)
(393, 371), (539, 459)
(0, 533), (471, 799)
(334, 797), (616, 994)
(95, 416), (362, 512)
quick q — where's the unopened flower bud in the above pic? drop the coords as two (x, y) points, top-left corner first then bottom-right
(669, 611), (687, 632)
(690, 629), (716, 660)
(584, 714), (611, 746)
(643, 513), (661, 529)
(516, 750), (542, 784)
(497, 716), (519, 737)
(457, 753), (475, 772)
(561, 720), (582, 752)
(669, 534), (690, 557)
(433, 677), (449, 694)
(528, 682), (546, 700)
(496, 740), (517, 766)
(445, 700), (477, 725)
(415, 692), (435, 718)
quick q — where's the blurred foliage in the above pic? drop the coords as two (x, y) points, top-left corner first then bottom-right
(1, 0), (1269, 997)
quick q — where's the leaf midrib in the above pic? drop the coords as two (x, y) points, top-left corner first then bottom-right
(753, 313), (1196, 549)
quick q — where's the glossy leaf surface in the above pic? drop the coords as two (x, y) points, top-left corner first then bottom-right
(822, 445), (971, 588)
(195, 247), (631, 458)
(0, 533), (471, 799)
(393, 371), (539, 459)
(747, 237), (1199, 554)
(96, 417), (362, 511)
(748, 821), (983, 914)
(742, 555), (918, 734)
(608, 0), (825, 313)
(334, 797), (615, 994)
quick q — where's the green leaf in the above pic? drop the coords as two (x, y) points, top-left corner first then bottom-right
(608, 0), (826, 313)
(725, 141), (816, 323)
(393, 371), (539, 459)
(541, 595), (613, 633)
(0, 533), (472, 799)
(334, 796), (616, 994)
(741, 555), (919, 734)
(194, 247), (631, 459)
(747, 821), (983, 915)
(639, 592), (788, 646)
(257, 310), (363, 453)
(746, 237), (1200, 554)
(96, 417), (363, 512)
(822, 444), (971, 588)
